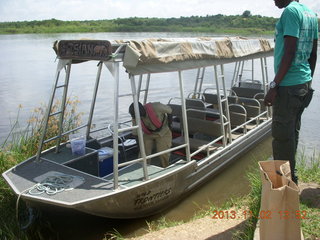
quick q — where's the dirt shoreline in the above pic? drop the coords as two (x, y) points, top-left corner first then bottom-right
(127, 182), (319, 240)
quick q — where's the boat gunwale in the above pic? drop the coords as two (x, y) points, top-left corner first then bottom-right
(2, 157), (198, 207)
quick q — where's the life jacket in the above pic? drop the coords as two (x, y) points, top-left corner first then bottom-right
(141, 103), (165, 135)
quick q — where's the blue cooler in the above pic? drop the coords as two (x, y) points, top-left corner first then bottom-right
(98, 147), (114, 177)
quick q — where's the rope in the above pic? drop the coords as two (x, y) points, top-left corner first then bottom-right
(16, 174), (85, 229)
(28, 174), (82, 195)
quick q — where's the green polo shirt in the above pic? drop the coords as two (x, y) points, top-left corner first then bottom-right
(274, 1), (318, 86)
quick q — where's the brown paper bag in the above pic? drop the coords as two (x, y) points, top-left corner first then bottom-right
(258, 160), (303, 240)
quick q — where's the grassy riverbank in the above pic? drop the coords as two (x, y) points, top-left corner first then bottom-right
(118, 153), (320, 240)
(0, 14), (277, 35)
(1, 148), (319, 240)
(0, 99), (82, 240)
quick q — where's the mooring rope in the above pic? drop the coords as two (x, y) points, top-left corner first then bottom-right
(28, 174), (83, 195)
(16, 174), (85, 229)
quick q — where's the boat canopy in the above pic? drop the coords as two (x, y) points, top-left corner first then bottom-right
(117, 37), (274, 75)
(53, 37), (274, 75)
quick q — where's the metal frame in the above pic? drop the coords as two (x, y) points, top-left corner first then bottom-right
(34, 42), (272, 190)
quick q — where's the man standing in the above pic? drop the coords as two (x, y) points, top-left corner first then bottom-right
(264, 0), (318, 183)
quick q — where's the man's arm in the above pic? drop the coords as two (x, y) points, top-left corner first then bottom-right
(308, 39), (318, 78)
(273, 36), (298, 85)
(264, 36), (298, 106)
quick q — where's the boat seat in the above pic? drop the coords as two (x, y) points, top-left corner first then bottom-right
(246, 124), (258, 130)
(173, 136), (220, 152)
(254, 92), (267, 113)
(202, 93), (227, 118)
(186, 98), (206, 119)
(231, 86), (264, 98)
(168, 103), (183, 132)
(168, 102), (220, 133)
(172, 117), (223, 153)
(168, 103), (182, 118)
(238, 98), (260, 123)
(202, 93), (221, 108)
(228, 96), (261, 120)
(229, 104), (247, 130)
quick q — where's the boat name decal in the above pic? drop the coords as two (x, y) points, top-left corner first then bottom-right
(56, 40), (112, 61)
(134, 187), (172, 209)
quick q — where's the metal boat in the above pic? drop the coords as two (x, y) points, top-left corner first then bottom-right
(2, 37), (274, 218)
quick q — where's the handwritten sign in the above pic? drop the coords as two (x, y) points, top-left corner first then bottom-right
(56, 40), (112, 61)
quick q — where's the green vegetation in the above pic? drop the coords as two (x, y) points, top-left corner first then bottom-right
(296, 148), (320, 183)
(0, 14), (278, 35)
(296, 151), (320, 239)
(235, 154), (320, 240)
(0, 99), (82, 240)
(125, 154), (320, 240)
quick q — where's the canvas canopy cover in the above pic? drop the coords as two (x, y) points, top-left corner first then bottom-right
(53, 37), (274, 75)
(118, 37), (274, 75)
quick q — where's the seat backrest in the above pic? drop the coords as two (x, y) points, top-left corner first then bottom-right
(186, 98), (206, 119)
(187, 117), (222, 137)
(229, 104), (247, 128)
(168, 103), (182, 118)
(231, 86), (264, 98)
(236, 97), (260, 118)
(239, 80), (262, 90)
(203, 93), (221, 105)
(254, 93), (267, 112)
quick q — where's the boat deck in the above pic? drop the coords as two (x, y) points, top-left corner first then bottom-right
(104, 160), (187, 188)
(4, 158), (187, 205)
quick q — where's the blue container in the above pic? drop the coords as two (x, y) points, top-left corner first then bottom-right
(98, 147), (114, 177)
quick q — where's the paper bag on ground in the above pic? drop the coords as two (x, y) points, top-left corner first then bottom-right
(258, 160), (302, 240)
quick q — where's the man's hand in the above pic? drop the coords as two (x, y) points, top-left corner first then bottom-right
(264, 88), (278, 106)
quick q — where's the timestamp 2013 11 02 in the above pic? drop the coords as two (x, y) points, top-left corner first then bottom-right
(211, 210), (308, 220)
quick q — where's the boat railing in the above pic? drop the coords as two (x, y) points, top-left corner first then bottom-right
(168, 97), (182, 104)
(231, 57), (269, 88)
(185, 105), (269, 142)
(167, 91), (269, 161)
(189, 135), (224, 158)
(106, 121), (132, 134)
(244, 110), (269, 126)
(117, 144), (188, 168)
(229, 103), (248, 134)
(178, 108), (226, 155)
(203, 88), (230, 96)
(42, 123), (89, 145)
(187, 91), (205, 100)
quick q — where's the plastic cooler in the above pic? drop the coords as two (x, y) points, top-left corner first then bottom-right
(98, 147), (115, 177)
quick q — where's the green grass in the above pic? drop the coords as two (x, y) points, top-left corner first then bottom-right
(233, 153), (320, 240)
(145, 216), (184, 232)
(300, 202), (320, 239)
(0, 16), (277, 35)
(0, 98), (82, 240)
(103, 229), (125, 240)
(296, 150), (320, 240)
(121, 153), (320, 240)
(296, 148), (320, 184)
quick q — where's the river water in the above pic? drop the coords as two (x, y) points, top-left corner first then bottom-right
(0, 33), (319, 239)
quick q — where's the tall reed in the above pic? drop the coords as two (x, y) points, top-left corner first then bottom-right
(0, 98), (82, 240)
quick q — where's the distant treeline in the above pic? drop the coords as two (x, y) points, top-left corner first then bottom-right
(0, 13), (283, 35)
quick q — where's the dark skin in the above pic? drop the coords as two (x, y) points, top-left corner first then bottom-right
(264, 36), (297, 106)
(264, 0), (318, 106)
